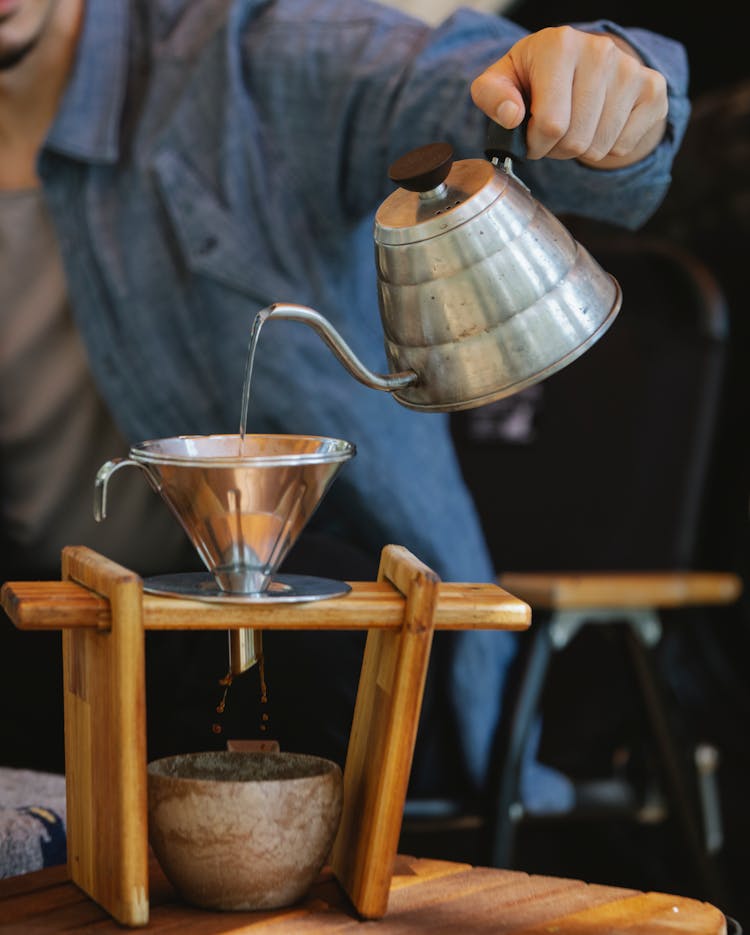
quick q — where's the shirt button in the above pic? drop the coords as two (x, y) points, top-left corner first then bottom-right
(197, 235), (218, 255)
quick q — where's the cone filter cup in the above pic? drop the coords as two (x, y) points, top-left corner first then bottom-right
(95, 434), (356, 594)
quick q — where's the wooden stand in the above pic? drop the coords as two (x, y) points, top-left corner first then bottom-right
(2, 545), (530, 928)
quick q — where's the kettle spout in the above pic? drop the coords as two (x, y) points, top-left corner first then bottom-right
(263, 303), (418, 393)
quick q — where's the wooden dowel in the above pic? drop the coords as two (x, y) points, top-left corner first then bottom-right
(2, 579), (530, 633)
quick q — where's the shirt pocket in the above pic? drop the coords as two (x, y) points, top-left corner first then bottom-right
(152, 148), (293, 304)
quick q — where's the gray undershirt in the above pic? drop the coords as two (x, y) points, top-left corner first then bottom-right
(0, 188), (194, 577)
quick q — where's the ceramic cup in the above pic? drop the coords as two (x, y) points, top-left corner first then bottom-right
(147, 750), (343, 911)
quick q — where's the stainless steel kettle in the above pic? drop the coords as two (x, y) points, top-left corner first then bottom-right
(263, 126), (622, 412)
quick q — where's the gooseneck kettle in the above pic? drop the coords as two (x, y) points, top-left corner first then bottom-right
(262, 125), (622, 412)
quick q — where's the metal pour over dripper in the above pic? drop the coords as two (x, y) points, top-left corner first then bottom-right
(95, 433), (355, 673)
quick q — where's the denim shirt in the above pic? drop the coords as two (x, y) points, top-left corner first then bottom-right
(37, 0), (690, 788)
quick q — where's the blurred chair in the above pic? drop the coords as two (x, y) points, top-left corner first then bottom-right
(404, 233), (743, 906)
(492, 569), (741, 903)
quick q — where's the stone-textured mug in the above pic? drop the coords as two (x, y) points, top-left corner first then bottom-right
(148, 750), (343, 911)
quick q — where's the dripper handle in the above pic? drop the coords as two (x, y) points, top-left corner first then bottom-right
(94, 457), (154, 522)
(484, 120), (528, 163)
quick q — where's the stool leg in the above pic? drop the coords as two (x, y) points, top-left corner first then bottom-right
(489, 619), (554, 867)
(625, 627), (730, 907)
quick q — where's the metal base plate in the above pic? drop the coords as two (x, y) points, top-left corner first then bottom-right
(143, 572), (351, 604)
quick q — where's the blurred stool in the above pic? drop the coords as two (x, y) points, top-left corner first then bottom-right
(493, 569), (742, 907)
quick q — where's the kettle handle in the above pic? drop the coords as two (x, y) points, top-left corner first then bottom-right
(484, 120), (528, 163)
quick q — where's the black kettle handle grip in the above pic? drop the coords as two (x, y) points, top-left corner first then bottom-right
(484, 119), (528, 163)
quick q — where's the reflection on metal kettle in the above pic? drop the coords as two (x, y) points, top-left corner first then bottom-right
(261, 127), (622, 412)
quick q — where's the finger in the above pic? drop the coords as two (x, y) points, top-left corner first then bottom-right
(577, 65), (668, 165)
(543, 57), (622, 161)
(471, 58), (527, 129)
(510, 33), (580, 158)
(530, 33), (642, 161)
(524, 30), (617, 159)
(570, 40), (633, 159)
(608, 69), (668, 158)
(522, 65), (576, 159)
(602, 96), (667, 162)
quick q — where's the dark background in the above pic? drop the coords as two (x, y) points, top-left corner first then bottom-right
(408, 1), (750, 925)
(510, 0), (746, 99)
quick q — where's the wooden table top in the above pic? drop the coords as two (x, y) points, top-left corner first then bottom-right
(0, 854), (728, 934)
(497, 571), (742, 611)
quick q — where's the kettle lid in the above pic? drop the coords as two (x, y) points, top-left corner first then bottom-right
(375, 142), (507, 246)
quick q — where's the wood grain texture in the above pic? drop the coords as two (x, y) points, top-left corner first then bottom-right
(0, 854), (728, 933)
(0, 545), (531, 928)
(3, 578), (530, 632)
(330, 545), (439, 918)
(1, 580), (111, 630)
(61, 548), (149, 928)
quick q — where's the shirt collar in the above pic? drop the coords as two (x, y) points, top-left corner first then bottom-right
(45, 0), (129, 163)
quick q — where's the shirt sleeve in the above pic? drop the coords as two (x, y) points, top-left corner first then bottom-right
(515, 19), (691, 229)
(239, 1), (690, 233)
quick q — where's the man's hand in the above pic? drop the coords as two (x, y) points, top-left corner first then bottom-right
(471, 26), (668, 169)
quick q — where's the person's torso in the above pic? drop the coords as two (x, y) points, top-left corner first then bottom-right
(0, 187), (198, 577)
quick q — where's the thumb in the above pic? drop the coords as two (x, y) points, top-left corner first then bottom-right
(471, 60), (526, 128)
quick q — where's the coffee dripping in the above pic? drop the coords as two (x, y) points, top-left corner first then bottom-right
(94, 431), (354, 741)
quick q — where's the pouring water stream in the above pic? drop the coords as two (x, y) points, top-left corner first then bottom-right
(238, 307), (272, 444)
